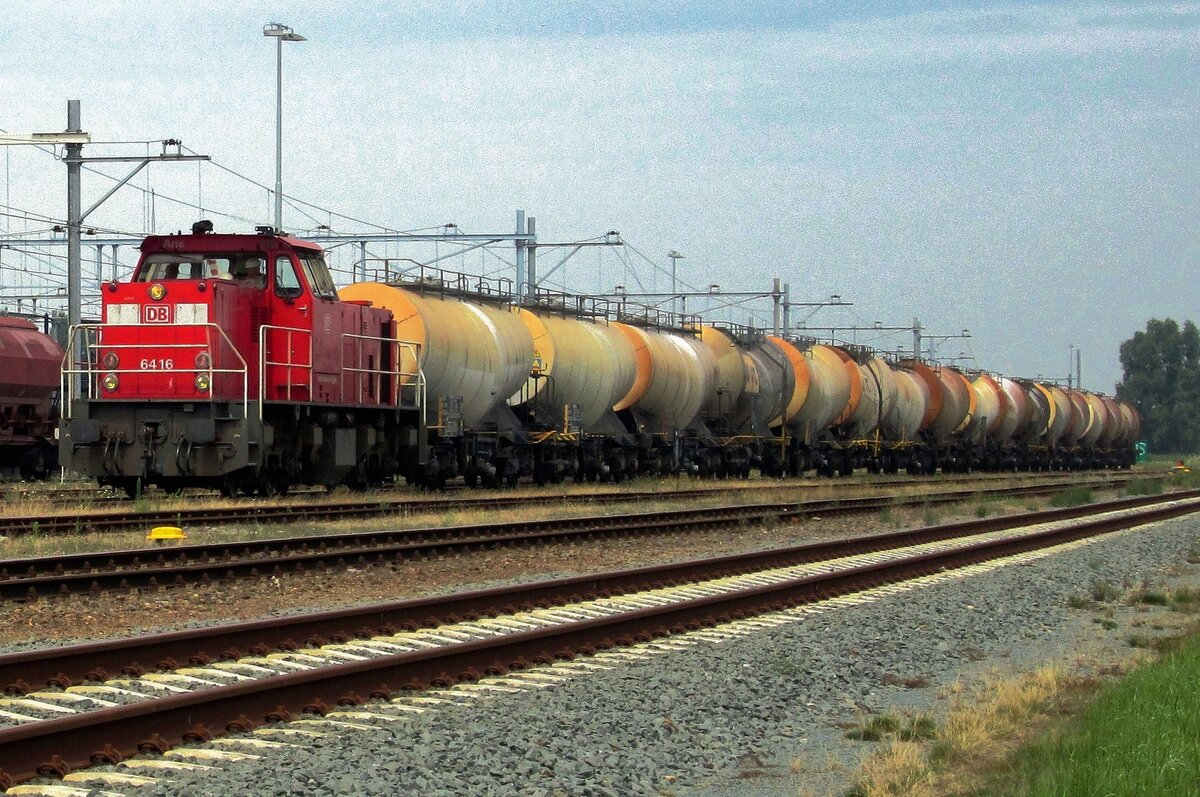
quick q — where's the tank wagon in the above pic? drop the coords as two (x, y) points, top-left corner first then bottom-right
(59, 224), (1139, 495)
(0, 317), (63, 479)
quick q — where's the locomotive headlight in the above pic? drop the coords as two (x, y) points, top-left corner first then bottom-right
(194, 374), (211, 392)
(195, 351), (211, 369)
(102, 352), (119, 370)
(148, 283), (167, 301)
(102, 373), (119, 392)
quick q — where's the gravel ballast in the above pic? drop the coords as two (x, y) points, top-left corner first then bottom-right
(105, 511), (1200, 797)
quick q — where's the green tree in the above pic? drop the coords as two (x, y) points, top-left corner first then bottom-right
(1116, 318), (1200, 453)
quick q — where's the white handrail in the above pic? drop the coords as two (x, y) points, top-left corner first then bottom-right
(257, 324), (314, 419)
(61, 323), (249, 420)
(339, 331), (423, 409)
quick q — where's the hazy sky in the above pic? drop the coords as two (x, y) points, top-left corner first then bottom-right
(2, 1), (1197, 393)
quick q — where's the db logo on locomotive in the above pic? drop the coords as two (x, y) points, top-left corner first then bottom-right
(142, 305), (172, 323)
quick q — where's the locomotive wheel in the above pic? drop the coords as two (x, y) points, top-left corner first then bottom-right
(219, 474), (240, 499)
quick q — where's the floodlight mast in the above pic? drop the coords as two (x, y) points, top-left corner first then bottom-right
(263, 22), (306, 232)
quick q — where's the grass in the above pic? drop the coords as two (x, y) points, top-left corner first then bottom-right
(845, 666), (1069, 796)
(1047, 485), (1094, 508)
(844, 713), (936, 743)
(1122, 477), (1164, 496)
(985, 632), (1200, 796)
(845, 587), (1200, 797)
(1131, 589), (1169, 606)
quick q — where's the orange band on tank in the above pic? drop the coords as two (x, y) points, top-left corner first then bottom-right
(827, 346), (862, 426)
(1033, 383), (1057, 432)
(766, 336), (810, 427)
(612, 323), (653, 411)
(950, 369), (977, 433)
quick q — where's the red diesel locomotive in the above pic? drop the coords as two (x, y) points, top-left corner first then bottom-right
(60, 221), (426, 496)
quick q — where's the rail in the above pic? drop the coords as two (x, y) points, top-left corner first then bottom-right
(61, 323), (248, 421)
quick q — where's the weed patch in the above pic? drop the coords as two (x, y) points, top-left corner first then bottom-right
(1132, 590), (1169, 606)
(1048, 486), (1094, 508)
(1122, 477), (1164, 496)
(882, 673), (931, 689)
(845, 714), (900, 741)
(1089, 578), (1121, 602)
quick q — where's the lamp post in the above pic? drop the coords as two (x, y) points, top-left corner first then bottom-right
(263, 22), (306, 232)
(667, 250), (683, 316)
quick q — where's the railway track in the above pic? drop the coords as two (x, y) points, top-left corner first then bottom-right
(0, 476), (1144, 600)
(0, 471), (1135, 537)
(0, 470), (1120, 506)
(0, 488), (1195, 791)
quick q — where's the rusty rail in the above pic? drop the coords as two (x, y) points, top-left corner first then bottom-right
(0, 477), (1142, 600)
(0, 471), (1134, 536)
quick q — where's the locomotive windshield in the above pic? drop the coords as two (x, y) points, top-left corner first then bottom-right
(297, 252), (337, 298)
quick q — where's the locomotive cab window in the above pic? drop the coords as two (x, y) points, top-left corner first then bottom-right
(273, 256), (303, 299)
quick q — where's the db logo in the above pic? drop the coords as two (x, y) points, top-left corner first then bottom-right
(143, 305), (172, 323)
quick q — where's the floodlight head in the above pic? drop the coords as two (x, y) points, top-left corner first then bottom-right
(264, 22), (305, 41)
